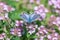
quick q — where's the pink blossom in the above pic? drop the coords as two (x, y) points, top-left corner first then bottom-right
(15, 20), (23, 27)
(0, 33), (6, 40)
(47, 32), (60, 40)
(0, 2), (15, 13)
(26, 24), (38, 34)
(0, 13), (9, 20)
(35, 36), (45, 40)
(34, 4), (48, 21)
(53, 17), (60, 26)
(36, 25), (48, 37)
(29, 0), (34, 3)
(48, 0), (60, 14)
(10, 28), (22, 37)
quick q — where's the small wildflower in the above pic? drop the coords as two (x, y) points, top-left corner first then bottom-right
(47, 32), (60, 40)
(34, 4), (48, 21)
(35, 0), (40, 5)
(48, 0), (60, 14)
(0, 2), (15, 20)
(48, 15), (56, 26)
(0, 2), (15, 12)
(52, 17), (60, 30)
(6, 38), (10, 40)
(36, 25), (48, 37)
(0, 13), (9, 20)
(10, 28), (22, 37)
(0, 33), (6, 40)
(15, 20), (23, 27)
(26, 24), (37, 34)
(29, 0), (34, 3)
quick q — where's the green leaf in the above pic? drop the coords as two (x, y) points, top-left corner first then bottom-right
(11, 36), (20, 40)
(9, 11), (21, 20)
(27, 33), (30, 38)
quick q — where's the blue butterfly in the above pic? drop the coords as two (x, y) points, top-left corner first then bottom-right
(20, 13), (40, 23)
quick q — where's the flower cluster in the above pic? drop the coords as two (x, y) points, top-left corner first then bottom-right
(47, 32), (60, 40)
(10, 20), (24, 37)
(36, 25), (48, 36)
(0, 33), (6, 40)
(48, 0), (60, 14)
(34, 25), (48, 40)
(10, 28), (22, 37)
(0, 2), (15, 12)
(48, 15), (56, 26)
(53, 17), (60, 25)
(26, 24), (38, 34)
(47, 15), (60, 30)
(15, 20), (23, 27)
(34, 4), (48, 21)
(35, 25), (60, 40)
(0, 2), (15, 20)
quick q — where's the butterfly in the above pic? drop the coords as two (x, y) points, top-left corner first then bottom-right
(20, 13), (40, 23)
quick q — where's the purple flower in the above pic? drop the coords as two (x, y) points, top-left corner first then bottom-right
(53, 17), (60, 25)
(48, 0), (57, 5)
(48, 15), (56, 26)
(34, 4), (48, 21)
(0, 13), (9, 20)
(0, 2), (15, 20)
(0, 33), (6, 40)
(15, 20), (23, 27)
(10, 28), (22, 37)
(35, 0), (40, 4)
(36, 25), (48, 37)
(29, 0), (34, 3)
(48, 0), (60, 14)
(26, 24), (38, 34)
(47, 32), (60, 40)
(0, 2), (15, 12)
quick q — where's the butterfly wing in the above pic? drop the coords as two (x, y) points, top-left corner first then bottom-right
(30, 13), (40, 22)
(20, 13), (29, 22)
